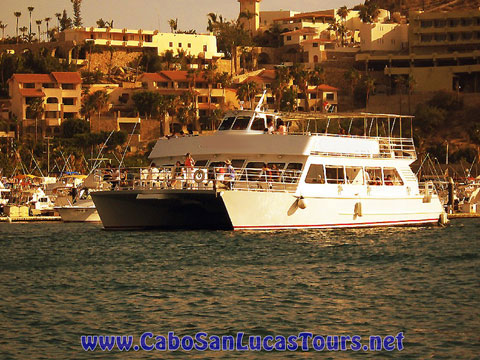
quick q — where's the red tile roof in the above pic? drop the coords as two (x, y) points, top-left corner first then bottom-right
(139, 73), (171, 82)
(308, 84), (339, 92)
(12, 74), (53, 83)
(19, 89), (45, 97)
(242, 69), (276, 84)
(160, 70), (208, 82)
(51, 72), (82, 84)
(275, 10), (335, 22)
(282, 28), (319, 36)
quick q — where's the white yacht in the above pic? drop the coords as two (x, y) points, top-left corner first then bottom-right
(92, 107), (446, 230)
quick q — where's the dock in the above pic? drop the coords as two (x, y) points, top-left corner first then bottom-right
(448, 213), (480, 219)
(0, 216), (62, 222)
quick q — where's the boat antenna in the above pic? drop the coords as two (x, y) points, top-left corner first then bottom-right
(255, 90), (267, 112)
(30, 151), (44, 177)
(119, 122), (139, 169)
(90, 130), (115, 174)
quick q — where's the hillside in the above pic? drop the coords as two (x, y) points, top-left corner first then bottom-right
(374, 0), (479, 14)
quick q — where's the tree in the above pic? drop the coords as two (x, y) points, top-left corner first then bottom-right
(337, 6), (350, 23)
(27, 7), (34, 37)
(14, 12), (21, 43)
(0, 23), (7, 40)
(61, 118), (89, 138)
(207, 13), (223, 32)
(19, 26), (28, 41)
(237, 81), (258, 110)
(162, 50), (176, 70)
(35, 20), (42, 41)
(26, 97), (44, 142)
(359, 2), (380, 24)
(132, 91), (162, 119)
(71, 0), (82, 27)
(55, 13), (62, 29)
(271, 66), (291, 111)
(81, 90), (109, 126)
(291, 63), (310, 112)
(310, 65), (327, 112)
(44, 17), (51, 39)
(60, 10), (72, 31)
(364, 76), (376, 111)
(168, 18), (178, 33)
(344, 67), (361, 95)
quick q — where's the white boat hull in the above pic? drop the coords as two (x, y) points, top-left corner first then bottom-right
(92, 189), (444, 230)
(55, 206), (101, 223)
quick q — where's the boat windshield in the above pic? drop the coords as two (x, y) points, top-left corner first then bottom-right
(218, 116), (236, 130)
(231, 116), (251, 130)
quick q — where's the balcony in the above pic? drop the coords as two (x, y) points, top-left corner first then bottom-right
(46, 119), (61, 127)
(45, 103), (61, 112)
(0, 131), (15, 138)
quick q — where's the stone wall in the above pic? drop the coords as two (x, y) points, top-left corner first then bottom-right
(88, 50), (142, 74)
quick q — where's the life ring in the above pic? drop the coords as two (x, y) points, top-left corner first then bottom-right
(194, 170), (205, 183)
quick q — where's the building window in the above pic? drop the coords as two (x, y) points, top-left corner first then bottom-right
(303, 35), (307, 39)
(313, 55), (319, 63)
(46, 97), (58, 103)
(24, 83), (35, 89)
(61, 84), (75, 90)
(287, 36), (292, 41)
(63, 112), (76, 119)
(203, 45), (208, 52)
(45, 111), (58, 119)
(169, 42), (173, 47)
(178, 43), (182, 47)
(62, 98), (75, 105)
(313, 42), (318, 47)
(144, 35), (153, 42)
(42, 83), (55, 88)
(326, 93), (334, 101)
(188, 43), (191, 48)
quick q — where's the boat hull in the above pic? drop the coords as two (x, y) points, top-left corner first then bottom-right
(92, 189), (444, 230)
(91, 190), (233, 230)
(55, 206), (101, 223)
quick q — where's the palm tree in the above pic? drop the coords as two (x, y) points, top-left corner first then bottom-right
(44, 17), (51, 40)
(337, 6), (349, 24)
(309, 65), (326, 112)
(0, 23), (7, 40)
(27, 6), (34, 36)
(55, 13), (62, 29)
(168, 18), (178, 33)
(344, 67), (361, 95)
(271, 66), (291, 111)
(291, 64), (310, 112)
(36, 20), (42, 41)
(364, 76), (376, 111)
(204, 64), (218, 123)
(14, 12), (22, 43)
(19, 26), (28, 41)
(406, 75), (416, 114)
(237, 81), (258, 109)
(26, 97), (44, 143)
(207, 13), (223, 32)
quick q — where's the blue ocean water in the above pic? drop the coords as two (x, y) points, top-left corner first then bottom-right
(0, 220), (478, 359)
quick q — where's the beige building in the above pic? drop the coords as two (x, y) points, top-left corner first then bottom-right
(8, 72), (82, 138)
(238, 0), (262, 34)
(59, 27), (224, 60)
(357, 9), (480, 93)
(274, 10), (335, 33)
(359, 22), (409, 52)
(259, 10), (299, 31)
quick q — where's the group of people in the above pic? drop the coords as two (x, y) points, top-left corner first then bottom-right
(265, 119), (287, 135)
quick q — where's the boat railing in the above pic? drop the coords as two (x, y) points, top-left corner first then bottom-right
(114, 166), (302, 193)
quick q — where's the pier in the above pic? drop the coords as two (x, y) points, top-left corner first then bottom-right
(0, 216), (61, 223)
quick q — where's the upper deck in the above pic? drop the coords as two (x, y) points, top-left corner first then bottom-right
(149, 110), (417, 162)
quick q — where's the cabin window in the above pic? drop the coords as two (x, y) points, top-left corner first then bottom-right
(365, 167), (383, 185)
(325, 166), (345, 184)
(218, 116), (236, 130)
(231, 116), (250, 130)
(251, 117), (265, 131)
(285, 163), (303, 183)
(345, 167), (364, 185)
(305, 164), (325, 184)
(268, 163), (285, 182)
(195, 160), (208, 167)
(383, 168), (403, 186)
(242, 162), (265, 181)
(232, 159), (245, 169)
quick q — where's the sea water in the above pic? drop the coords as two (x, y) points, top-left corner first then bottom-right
(0, 220), (478, 359)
